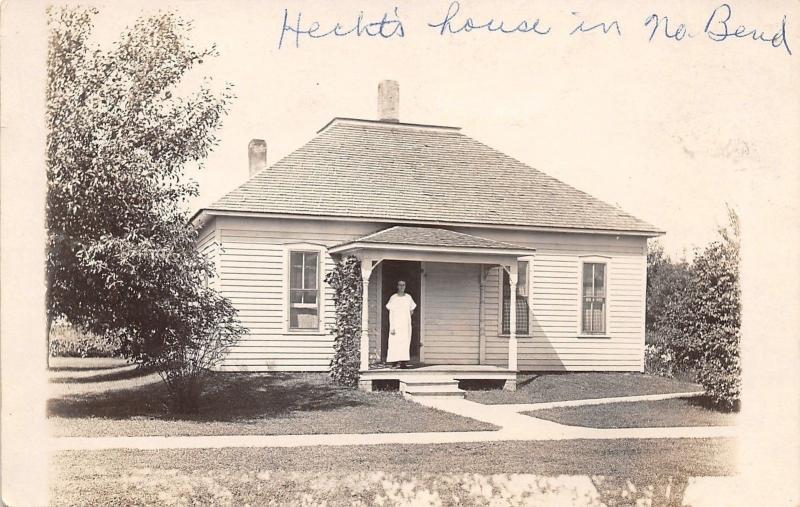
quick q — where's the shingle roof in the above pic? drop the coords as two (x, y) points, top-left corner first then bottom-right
(205, 118), (661, 234)
(331, 226), (534, 252)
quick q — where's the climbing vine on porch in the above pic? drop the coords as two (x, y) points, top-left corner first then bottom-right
(324, 255), (362, 386)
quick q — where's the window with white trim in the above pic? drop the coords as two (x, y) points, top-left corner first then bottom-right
(581, 262), (606, 334)
(501, 261), (529, 335)
(289, 250), (319, 330)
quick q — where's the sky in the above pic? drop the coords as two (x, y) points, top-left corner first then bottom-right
(83, 0), (798, 257)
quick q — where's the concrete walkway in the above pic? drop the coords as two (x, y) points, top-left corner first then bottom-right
(492, 390), (706, 413)
(53, 393), (735, 451)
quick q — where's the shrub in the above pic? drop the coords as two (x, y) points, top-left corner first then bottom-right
(694, 328), (741, 410)
(49, 322), (121, 358)
(325, 256), (362, 387)
(645, 208), (740, 408)
(145, 286), (246, 414)
(644, 338), (675, 378)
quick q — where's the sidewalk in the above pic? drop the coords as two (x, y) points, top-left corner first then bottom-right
(53, 393), (735, 451)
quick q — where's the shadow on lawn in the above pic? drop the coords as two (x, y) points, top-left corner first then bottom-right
(48, 364), (128, 373)
(48, 373), (368, 422)
(50, 365), (152, 384)
(686, 395), (740, 413)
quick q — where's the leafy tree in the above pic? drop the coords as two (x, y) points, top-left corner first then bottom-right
(685, 208), (741, 407)
(46, 6), (245, 412)
(646, 242), (691, 334)
(645, 208), (741, 408)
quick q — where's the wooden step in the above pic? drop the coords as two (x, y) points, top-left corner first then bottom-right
(400, 377), (460, 389)
(400, 377), (465, 399)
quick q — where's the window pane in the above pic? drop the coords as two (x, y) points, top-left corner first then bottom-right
(290, 289), (302, 304)
(502, 265), (529, 335)
(582, 297), (606, 334)
(582, 264), (593, 293)
(582, 298), (593, 333)
(301, 289), (317, 305)
(290, 252), (304, 289)
(517, 261), (528, 296)
(594, 264), (605, 297)
(290, 307), (318, 329)
(303, 252), (318, 290)
(594, 298), (605, 333)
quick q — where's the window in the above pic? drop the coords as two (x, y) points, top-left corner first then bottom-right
(502, 261), (529, 335)
(289, 251), (319, 330)
(581, 262), (606, 334)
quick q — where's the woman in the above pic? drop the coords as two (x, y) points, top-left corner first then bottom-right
(385, 280), (416, 369)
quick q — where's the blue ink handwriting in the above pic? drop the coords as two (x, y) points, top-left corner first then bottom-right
(644, 14), (694, 41)
(427, 1), (551, 36)
(704, 4), (791, 55)
(570, 12), (622, 36)
(278, 7), (405, 49)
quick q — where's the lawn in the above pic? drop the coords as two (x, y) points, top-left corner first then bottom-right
(526, 396), (738, 428)
(50, 438), (736, 506)
(464, 372), (702, 405)
(48, 357), (495, 437)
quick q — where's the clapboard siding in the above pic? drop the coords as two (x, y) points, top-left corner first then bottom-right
(196, 215), (648, 372)
(212, 216), (382, 371)
(197, 222), (219, 289)
(479, 228), (647, 371)
(422, 263), (480, 364)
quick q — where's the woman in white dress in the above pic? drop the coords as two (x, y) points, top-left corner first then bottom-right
(385, 280), (416, 369)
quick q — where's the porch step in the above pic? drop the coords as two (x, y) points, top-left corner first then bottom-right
(400, 377), (465, 399)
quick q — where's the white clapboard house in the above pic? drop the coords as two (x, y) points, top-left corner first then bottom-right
(191, 81), (662, 391)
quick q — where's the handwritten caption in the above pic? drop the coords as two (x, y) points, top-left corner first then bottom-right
(277, 2), (791, 56)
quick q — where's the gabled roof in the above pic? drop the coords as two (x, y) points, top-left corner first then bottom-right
(203, 118), (662, 235)
(328, 226), (536, 256)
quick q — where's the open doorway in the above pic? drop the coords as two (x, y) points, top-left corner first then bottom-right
(380, 260), (422, 363)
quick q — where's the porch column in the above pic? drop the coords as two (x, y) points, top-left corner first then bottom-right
(359, 259), (374, 372)
(508, 263), (519, 372)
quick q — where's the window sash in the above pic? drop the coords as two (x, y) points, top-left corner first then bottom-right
(288, 251), (320, 330)
(581, 263), (606, 334)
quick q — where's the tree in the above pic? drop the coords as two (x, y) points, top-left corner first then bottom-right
(685, 208), (741, 407)
(645, 208), (741, 408)
(46, 6), (245, 412)
(646, 242), (691, 333)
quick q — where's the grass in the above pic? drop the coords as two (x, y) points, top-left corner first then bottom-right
(50, 438), (736, 506)
(464, 372), (702, 405)
(48, 358), (495, 437)
(526, 396), (738, 428)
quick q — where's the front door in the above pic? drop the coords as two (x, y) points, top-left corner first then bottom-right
(381, 260), (421, 363)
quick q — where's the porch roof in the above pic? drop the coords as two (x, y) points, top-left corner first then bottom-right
(328, 226), (536, 257)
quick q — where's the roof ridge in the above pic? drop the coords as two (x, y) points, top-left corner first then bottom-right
(318, 117), (462, 134)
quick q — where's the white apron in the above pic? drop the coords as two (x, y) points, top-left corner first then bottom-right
(385, 293), (416, 362)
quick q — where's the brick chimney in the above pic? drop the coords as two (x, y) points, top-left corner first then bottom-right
(248, 139), (267, 177)
(377, 80), (399, 122)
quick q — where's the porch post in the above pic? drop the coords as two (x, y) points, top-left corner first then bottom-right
(478, 265), (487, 365)
(508, 263), (519, 372)
(359, 259), (373, 372)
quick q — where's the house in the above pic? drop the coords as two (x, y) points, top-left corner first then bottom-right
(192, 80), (662, 391)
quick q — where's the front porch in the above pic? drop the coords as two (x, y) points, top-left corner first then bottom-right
(328, 226), (537, 393)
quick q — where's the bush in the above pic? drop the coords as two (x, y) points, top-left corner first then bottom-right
(695, 328), (741, 410)
(325, 256), (362, 387)
(644, 342), (674, 378)
(49, 322), (121, 358)
(645, 208), (740, 408)
(145, 286), (246, 414)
